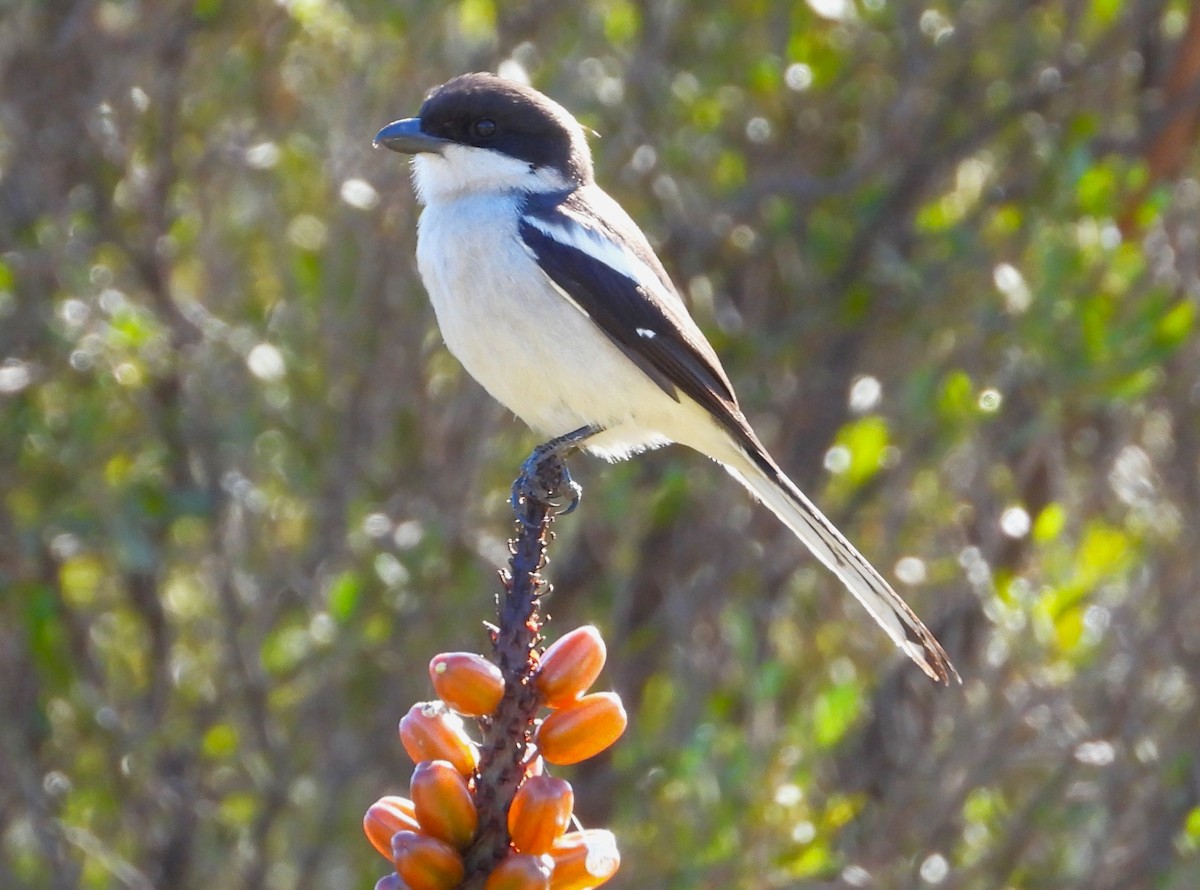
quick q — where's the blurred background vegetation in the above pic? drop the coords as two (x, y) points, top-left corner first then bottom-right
(3, 0), (1200, 887)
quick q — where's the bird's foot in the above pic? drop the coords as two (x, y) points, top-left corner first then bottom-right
(511, 452), (581, 516)
(509, 425), (598, 521)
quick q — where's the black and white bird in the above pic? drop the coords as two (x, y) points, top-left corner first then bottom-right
(375, 72), (956, 683)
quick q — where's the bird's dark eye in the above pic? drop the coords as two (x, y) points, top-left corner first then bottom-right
(471, 118), (497, 139)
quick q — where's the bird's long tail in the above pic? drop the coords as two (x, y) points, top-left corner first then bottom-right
(721, 442), (958, 684)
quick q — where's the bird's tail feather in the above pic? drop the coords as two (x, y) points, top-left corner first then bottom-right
(722, 443), (958, 684)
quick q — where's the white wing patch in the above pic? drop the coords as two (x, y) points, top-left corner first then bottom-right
(521, 213), (677, 309)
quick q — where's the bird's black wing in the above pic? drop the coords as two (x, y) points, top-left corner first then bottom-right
(519, 188), (750, 441)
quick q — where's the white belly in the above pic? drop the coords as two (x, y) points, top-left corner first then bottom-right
(414, 194), (721, 460)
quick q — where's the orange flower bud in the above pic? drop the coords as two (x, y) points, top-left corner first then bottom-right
(535, 627), (607, 708)
(364, 796), (420, 861)
(411, 760), (478, 849)
(392, 830), (465, 890)
(534, 693), (626, 766)
(399, 701), (480, 775)
(483, 853), (554, 890)
(548, 830), (620, 889)
(507, 775), (574, 854)
(429, 652), (505, 717)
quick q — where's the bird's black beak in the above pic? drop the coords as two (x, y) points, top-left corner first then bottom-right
(373, 118), (446, 154)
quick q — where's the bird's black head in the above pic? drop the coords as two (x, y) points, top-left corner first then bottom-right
(376, 73), (594, 188)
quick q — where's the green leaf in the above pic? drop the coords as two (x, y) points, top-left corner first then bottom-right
(832, 415), (890, 488)
(59, 555), (106, 606)
(193, 0), (223, 21)
(1182, 805), (1200, 852)
(1085, 0), (1122, 29)
(1075, 163), (1117, 216)
(1053, 603), (1086, 653)
(787, 843), (835, 879)
(218, 792), (259, 828)
(812, 681), (861, 748)
(1033, 503), (1067, 543)
(1076, 521), (1130, 584)
(938, 370), (975, 420)
(602, 0), (641, 44)
(327, 569), (362, 623)
(1155, 299), (1195, 349)
(261, 623), (311, 675)
(202, 723), (240, 759)
(457, 0), (496, 39)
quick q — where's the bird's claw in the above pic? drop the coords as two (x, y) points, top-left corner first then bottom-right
(510, 451), (581, 521)
(555, 477), (582, 515)
(509, 426), (597, 523)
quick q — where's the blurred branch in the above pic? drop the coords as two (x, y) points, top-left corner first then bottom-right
(1121, 1), (1200, 232)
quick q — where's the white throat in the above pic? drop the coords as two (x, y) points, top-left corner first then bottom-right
(411, 144), (574, 205)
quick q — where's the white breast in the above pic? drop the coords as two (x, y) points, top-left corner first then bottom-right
(414, 189), (725, 460)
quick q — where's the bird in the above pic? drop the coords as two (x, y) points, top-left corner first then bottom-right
(374, 72), (956, 683)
